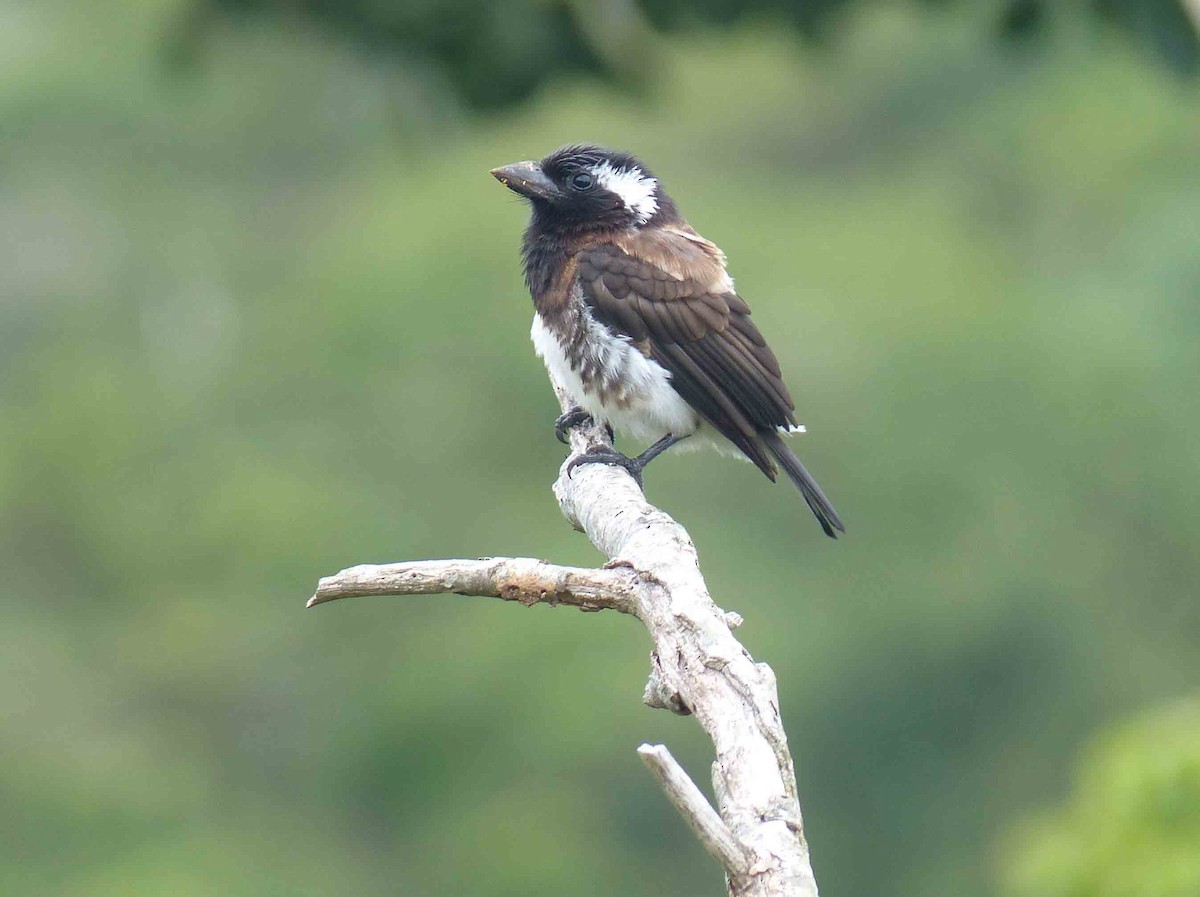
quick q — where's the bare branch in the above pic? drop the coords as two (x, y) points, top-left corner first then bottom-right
(308, 557), (636, 612)
(638, 743), (749, 877)
(549, 385), (819, 897)
(308, 374), (821, 896)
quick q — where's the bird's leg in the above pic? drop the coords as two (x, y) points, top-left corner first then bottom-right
(634, 433), (686, 467)
(566, 433), (687, 488)
(554, 406), (614, 444)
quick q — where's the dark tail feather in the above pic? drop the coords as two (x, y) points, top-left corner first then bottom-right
(760, 430), (845, 539)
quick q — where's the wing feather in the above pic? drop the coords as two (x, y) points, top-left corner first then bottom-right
(575, 234), (797, 478)
(688, 296), (728, 333)
(572, 230), (844, 537)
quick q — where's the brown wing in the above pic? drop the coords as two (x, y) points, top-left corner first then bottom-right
(574, 230), (797, 478)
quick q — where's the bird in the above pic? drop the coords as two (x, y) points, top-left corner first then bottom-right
(490, 144), (845, 538)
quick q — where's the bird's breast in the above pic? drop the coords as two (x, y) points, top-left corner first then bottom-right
(530, 304), (699, 443)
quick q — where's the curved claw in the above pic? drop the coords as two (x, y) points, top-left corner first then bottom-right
(554, 407), (594, 445)
(555, 408), (615, 445)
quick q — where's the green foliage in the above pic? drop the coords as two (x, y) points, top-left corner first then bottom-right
(1092, 0), (1200, 74)
(1002, 699), (1200, 897)
(179, 0), (616, 110)
(2, 3), (1199, 896)
(183, 0), (1200, 109)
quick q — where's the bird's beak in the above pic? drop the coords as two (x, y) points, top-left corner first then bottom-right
(490, 161), (561, 202)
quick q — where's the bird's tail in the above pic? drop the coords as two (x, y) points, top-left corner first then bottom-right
(760, 430), (845, 539)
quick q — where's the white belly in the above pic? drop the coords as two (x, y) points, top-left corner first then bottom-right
(531, 312), (700, 444)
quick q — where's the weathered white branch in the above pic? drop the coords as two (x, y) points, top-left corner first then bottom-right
(638, 743), (749, 875)
(308, 557), (635, 612)
(546, 384), (818, 897)
(307, 379), (820, 897)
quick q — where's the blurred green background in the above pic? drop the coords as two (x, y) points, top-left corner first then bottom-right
(2, 1), (1198, 895)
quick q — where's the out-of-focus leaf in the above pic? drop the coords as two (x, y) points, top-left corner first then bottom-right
(1093, 0), (1200, 75)
(1002, 699), (1200, 897)
(998, 0), (1045, 41)
(182, 0), (1200, 111)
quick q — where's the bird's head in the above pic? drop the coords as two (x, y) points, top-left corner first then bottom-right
(491, 144), (674, 233)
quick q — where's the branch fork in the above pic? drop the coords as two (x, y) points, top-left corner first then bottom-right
(308, 382), (819, 897)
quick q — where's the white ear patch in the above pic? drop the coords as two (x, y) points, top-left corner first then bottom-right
(594, 163), (659, 224)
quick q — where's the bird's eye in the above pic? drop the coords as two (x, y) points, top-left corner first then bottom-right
(570, 172), (595, 191)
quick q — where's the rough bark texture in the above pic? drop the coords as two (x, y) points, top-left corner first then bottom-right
(310, 557), (635, 612)
(308, 382), (819, 897)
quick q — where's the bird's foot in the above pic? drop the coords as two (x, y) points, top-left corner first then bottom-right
(566, 445), (645, 488)
(565, 433), (685, 489)
(554, 406), (614, 445)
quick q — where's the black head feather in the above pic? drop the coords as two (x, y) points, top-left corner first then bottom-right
(529, 144), (679, 232)
(498, 145), (680, 298)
